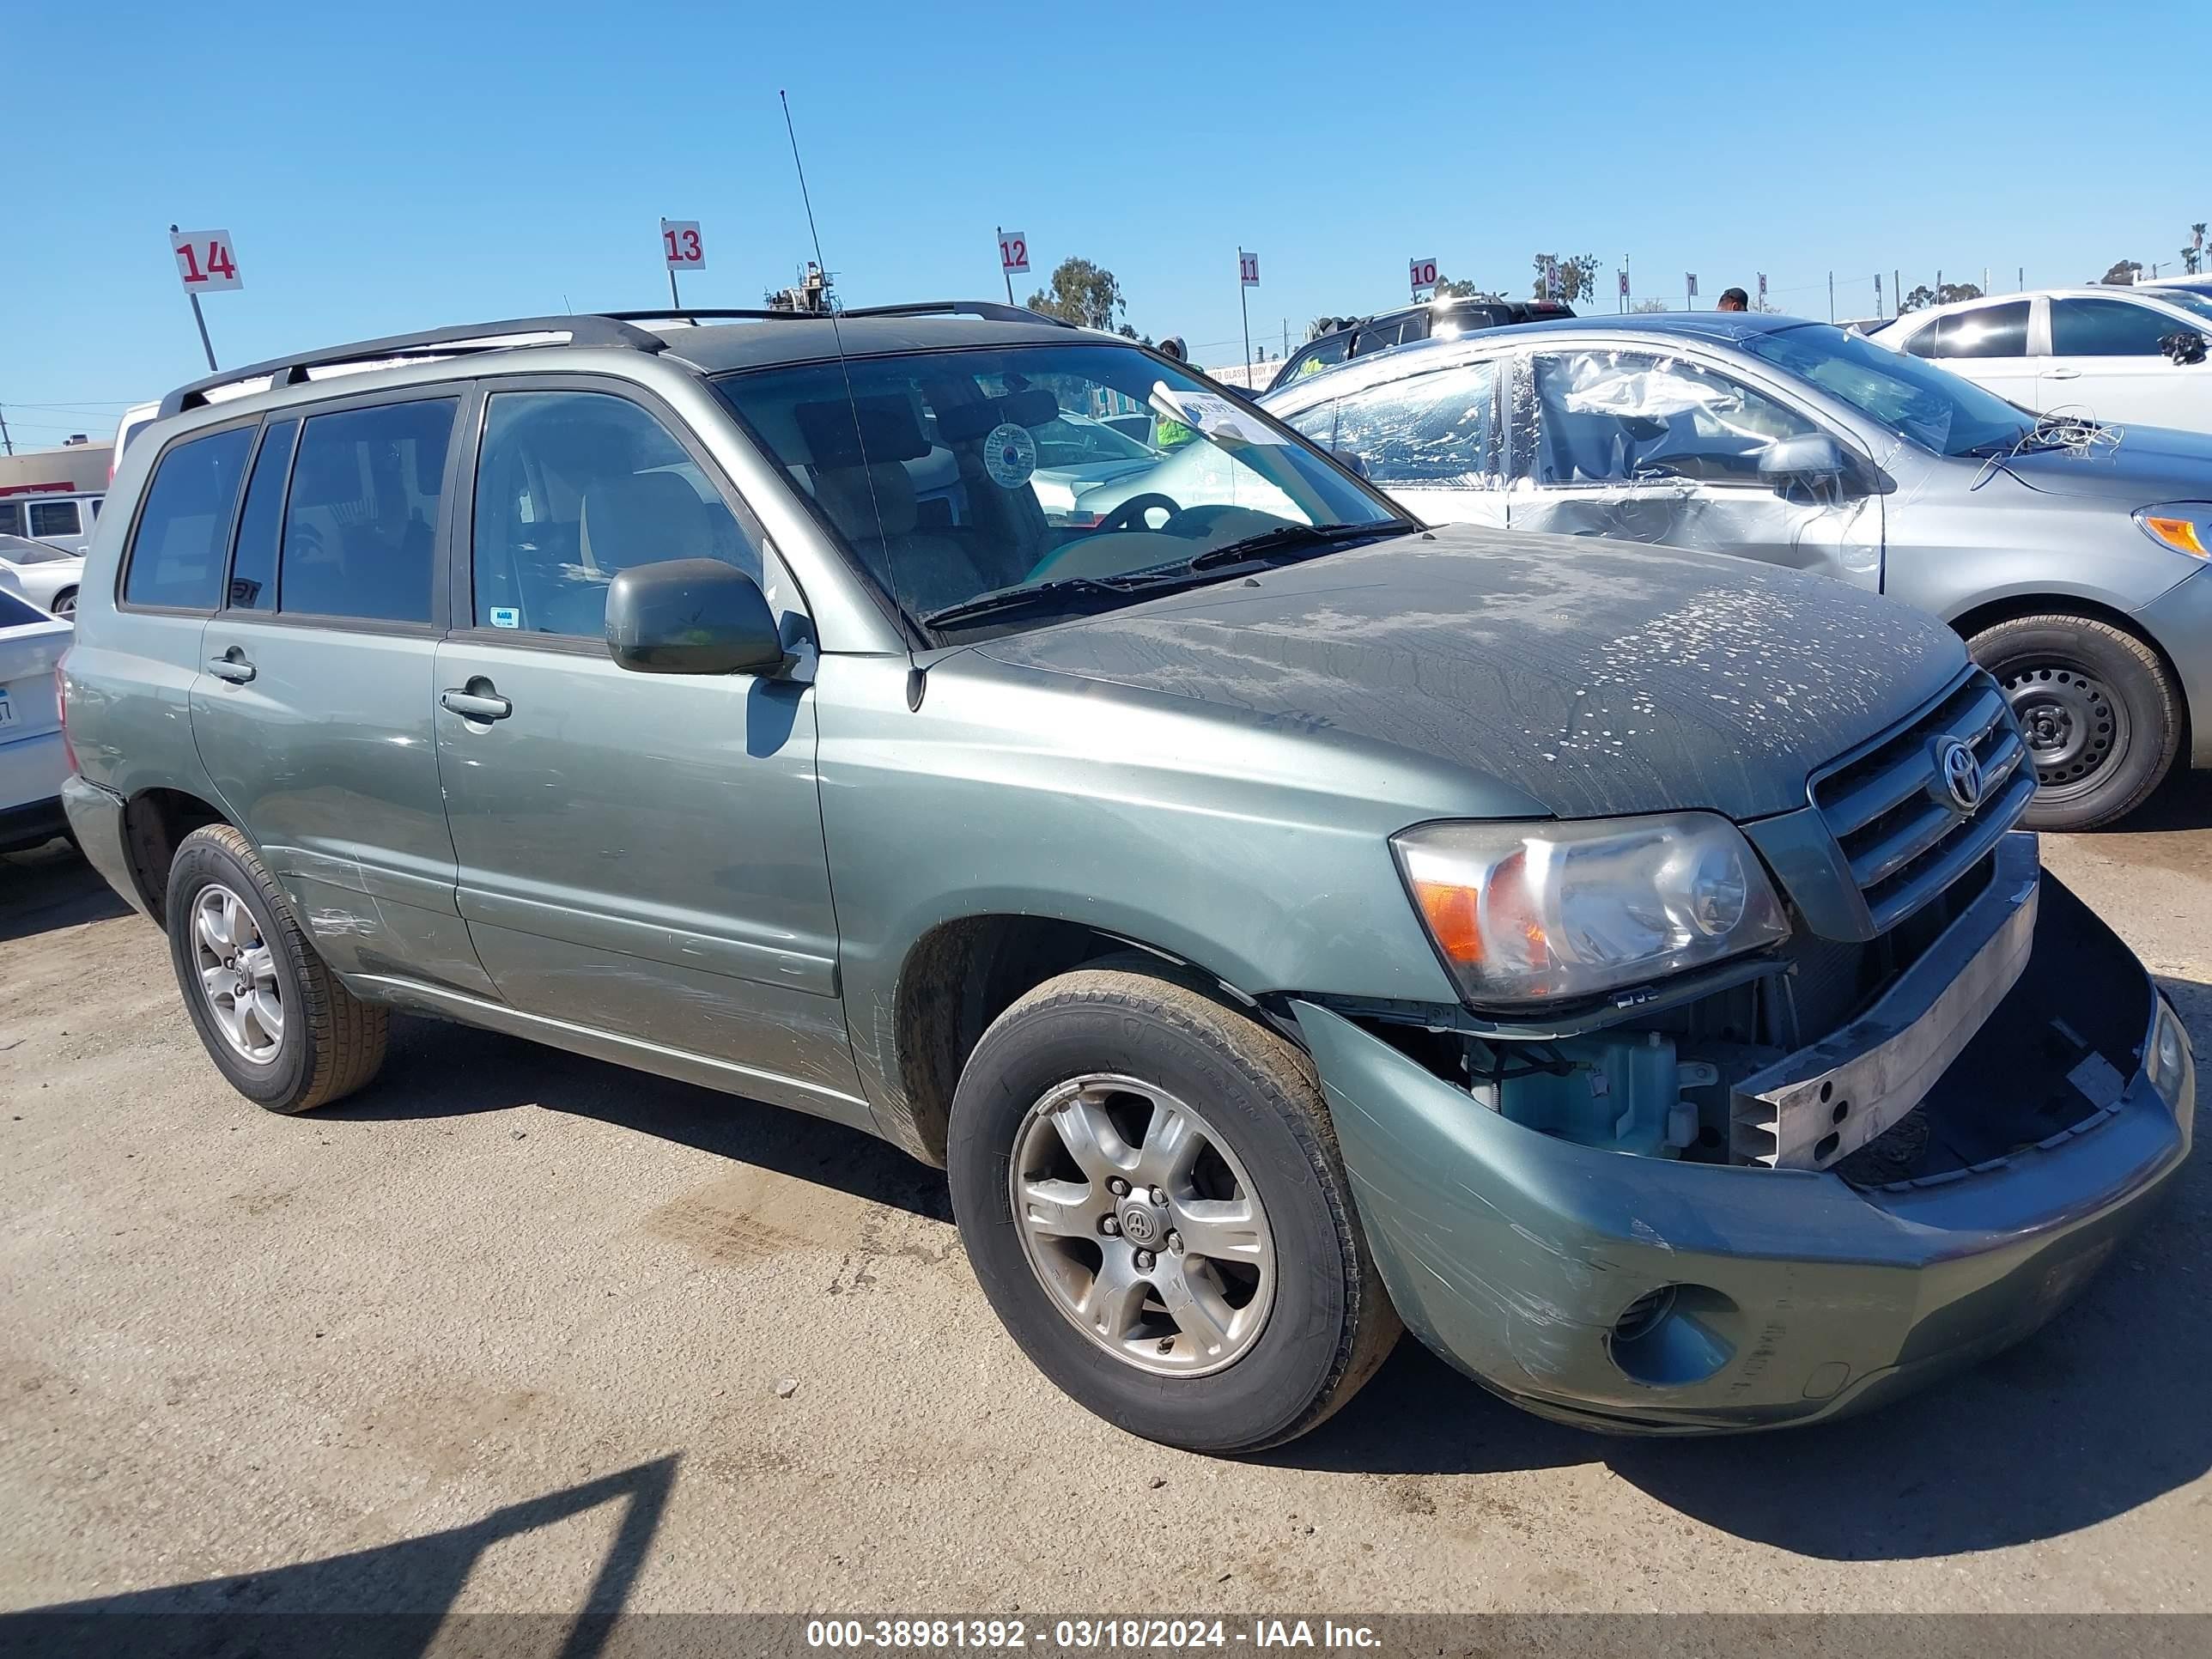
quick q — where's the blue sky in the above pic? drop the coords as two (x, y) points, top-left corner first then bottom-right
(3, 0), (2203, 441)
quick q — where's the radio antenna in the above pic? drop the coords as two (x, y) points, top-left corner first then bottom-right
(779, 89), (916, 694)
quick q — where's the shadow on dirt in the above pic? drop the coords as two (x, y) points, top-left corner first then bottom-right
(0, 1456), (676, 1658)
(0, 839), (130, 945)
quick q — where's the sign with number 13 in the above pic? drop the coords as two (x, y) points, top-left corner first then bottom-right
(660, 219), (706, 270)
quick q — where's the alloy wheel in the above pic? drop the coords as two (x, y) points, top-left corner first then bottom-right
(191, 883), (283, 1064)
(1009, 1073), (1276, 1377)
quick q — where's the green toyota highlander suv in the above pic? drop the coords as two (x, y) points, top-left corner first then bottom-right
(58, 303), (2194, 1452)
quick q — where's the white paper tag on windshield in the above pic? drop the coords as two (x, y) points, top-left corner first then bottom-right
(982, 422), (1037, 489)
(1152, 384), (1287, 447)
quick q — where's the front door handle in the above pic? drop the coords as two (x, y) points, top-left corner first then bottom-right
(2047, 367), (2082, 380)
(207, 651), (256, 684)
(441, 683), (513, 721)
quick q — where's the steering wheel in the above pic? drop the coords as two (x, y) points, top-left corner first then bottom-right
(1092, 493), (1182, 535)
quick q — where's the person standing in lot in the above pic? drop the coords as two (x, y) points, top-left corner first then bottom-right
(1718, 287), (1750, 313)
(1153, 336), (1198, 450)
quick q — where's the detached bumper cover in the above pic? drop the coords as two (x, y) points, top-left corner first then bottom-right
(60, 775), (147, 917)
(1297, 855), (2192, 1433)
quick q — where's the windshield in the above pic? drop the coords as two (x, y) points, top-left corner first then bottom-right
(2154, 289), (2212, 325)
(715, 343), (1403, 638)
(1738, 323), (2032, 457)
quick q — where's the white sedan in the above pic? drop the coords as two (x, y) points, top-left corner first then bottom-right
(0, 534), (87, 617)
(1871, 285), (2212, 433)
(0, 586), (72, 854)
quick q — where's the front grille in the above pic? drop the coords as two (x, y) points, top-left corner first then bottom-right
(1811, 668), (2035, 934)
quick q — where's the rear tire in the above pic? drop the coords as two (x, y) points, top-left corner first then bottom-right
(164, 823), (388, 1113)
(1967, 613), (2180, 831)
(49, 588), (76, 618)
(947, 968), (1399, 1454)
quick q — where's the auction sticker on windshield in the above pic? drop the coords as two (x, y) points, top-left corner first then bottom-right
(983, 422), (1037, 489)
(1152, 386), (1287, 447)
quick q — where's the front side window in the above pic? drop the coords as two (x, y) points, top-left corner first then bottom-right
(2051, 298), (2186, 357)
(471, 391), (758, 637)
(122, 426), (253, 609)
(715, 342), (1401, 639)
(1288, 331), (1353, 381)
(1931, 301), (2029, 359)
(28, 500), (82, 538)
(279, 400), (455, 623)
(1528, 350), (1820, 486)
(1284, 360), (1500, 489)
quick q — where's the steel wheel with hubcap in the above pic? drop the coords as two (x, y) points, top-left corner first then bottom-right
(192, 883), (284, 1063)
(1011, 1073), (1275, 1377)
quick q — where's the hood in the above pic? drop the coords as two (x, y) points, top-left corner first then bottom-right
(1997, 422), (2212, 504)
(975, 526), (1966, 821)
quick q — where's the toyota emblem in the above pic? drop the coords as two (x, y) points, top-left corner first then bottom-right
(1935, 737), (1983, 813)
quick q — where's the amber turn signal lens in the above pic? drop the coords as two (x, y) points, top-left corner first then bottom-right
(1412, 879), (1483, 964)
(2143, 516), (2209, 557)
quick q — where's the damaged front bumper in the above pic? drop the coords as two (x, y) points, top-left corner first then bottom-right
(1295, 836), (2194, 1434)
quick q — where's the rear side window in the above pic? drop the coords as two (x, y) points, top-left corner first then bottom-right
(279, 400), (455, 623)
(29, 501), (82, 538)
(471, 391), (757, 637)
(1931, 301), (2029, 359)
(2051, 298), (2181, 357)
(227, 418), (299, 611)
(122, 427), (253, 609)
(1284, 361), (1500, 489)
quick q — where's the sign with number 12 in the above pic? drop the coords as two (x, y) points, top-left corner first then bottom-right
(661, 219), (706, 270)
(998, 231), (1030, 275)
(171, 229), (242, 293)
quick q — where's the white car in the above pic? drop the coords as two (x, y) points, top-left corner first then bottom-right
(0, 534), (86, 617)
(0, 586), (72, 854)
(1873, 286), (2212, 432)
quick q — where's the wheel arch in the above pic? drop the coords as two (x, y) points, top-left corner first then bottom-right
(883, 913), (1288, 1167)
(121, 787), (236, 927)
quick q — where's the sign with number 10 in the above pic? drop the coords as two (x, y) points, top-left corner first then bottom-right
(1408, 256), (1439, 295)
(661, 220), (706, 271)
(172, 229), (242, 293)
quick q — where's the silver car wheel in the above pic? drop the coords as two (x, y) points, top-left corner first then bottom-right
(191, 883), (283, 1064)
(1009, 1073), (1276, 1378)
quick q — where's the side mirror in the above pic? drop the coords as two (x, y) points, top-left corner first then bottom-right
(605, 558), (787, 676)
(1331, 446), (1370, 479)
(2161, 331), (2209, 366)
(1758, 433), (1853, 495)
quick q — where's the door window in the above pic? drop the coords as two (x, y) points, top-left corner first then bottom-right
(471, 391), (758, 637)
(2050, 298), (2183, 357)
(121, 426), (254, 609)
(1527, 350), (1821, 486)
(1288, 331), (1352, 381)
(1284, 361), (1500, 489)
(1929, 301), (2029, 359)
(27, 500), (82, 538)
(279, 399), (455, 623)
(226, 418), (299, 611)
(1350, 318), (1410, 357)
(0, 504), (20, 537)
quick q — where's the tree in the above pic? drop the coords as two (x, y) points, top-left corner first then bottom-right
(1027, 257), (1126, 331)
(1900, 281), (1983, 313)
(1434, 276), (1486, 299)
(2183, 226), (2205, 277)
(1628, 297), (1668, 313)
(2099, 259), (2143, 286)
(1531, 253), (1598, 304)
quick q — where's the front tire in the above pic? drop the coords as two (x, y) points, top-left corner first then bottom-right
(164, 824), (388, 1113)
(947, 969), (1399, 1453)
(1967, 614), (2181, 831)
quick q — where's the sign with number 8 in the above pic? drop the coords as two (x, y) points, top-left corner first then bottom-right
(171, 229), (242, 293)
(660, 220), (706, 271)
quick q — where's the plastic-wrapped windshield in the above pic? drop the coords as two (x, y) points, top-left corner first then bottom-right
(1737, 324), (2030, 457)
(714, 344), (1398, 633)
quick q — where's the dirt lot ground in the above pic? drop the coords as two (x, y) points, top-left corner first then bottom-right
(3, 783), (2210, 1623)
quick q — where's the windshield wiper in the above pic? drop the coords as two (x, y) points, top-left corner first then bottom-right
(1178, 518), (1419, 574)
(921, 574), (1174, 630)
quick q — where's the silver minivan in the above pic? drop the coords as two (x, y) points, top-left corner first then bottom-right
(1259, 313), (2212, 830)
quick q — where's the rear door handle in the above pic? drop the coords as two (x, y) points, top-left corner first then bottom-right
(207, 652), (256, 684)
(2047, 367), (2082, 380)
(441, 684), (512, 721)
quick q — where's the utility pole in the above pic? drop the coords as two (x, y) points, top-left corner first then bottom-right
(1828, 270), (1834, 322)
(2017, 265), (2024, 292)
(1893, 269), (1901, 314)
(0, 407), (12, 457)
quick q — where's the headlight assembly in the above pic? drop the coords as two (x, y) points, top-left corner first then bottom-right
(1394, 812), (1790, 1006)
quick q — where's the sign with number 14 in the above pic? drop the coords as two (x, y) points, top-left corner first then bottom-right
(171, 229), (242, 293)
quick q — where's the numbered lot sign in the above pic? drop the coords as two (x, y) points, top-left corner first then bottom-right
(1409, 256), (1439, 294)
(171, 229), (242, 293)
(998, 230), (1030, 275)
(1239, 250), (1260, 287)
(661, 220), (706, 271)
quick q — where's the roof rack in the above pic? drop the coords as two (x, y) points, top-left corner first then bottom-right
(156, 314), (668, 419)
(155, 300), (1079, 420)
